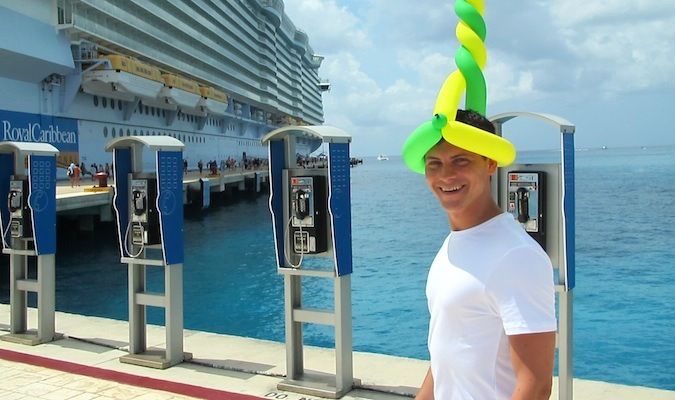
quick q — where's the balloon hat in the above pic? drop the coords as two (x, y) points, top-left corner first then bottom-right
(402, 0), (516, 174)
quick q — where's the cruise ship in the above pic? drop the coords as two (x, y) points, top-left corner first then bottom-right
(0, 0), (328, 175)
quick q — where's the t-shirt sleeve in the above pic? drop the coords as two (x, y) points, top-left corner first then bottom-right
(486, 245), (557, 335)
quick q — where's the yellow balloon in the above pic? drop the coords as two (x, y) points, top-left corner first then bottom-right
(456, 22), (486, 68)
(432, 71), (465, 121)
(468, 0), (485, 15)
(442, 121), (516, 166)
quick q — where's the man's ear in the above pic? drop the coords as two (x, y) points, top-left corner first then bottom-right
(486, 159), (498, 175)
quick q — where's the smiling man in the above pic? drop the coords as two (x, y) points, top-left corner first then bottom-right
(414, 109), (556, 400)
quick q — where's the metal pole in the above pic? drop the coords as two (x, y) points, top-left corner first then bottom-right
(165, 263), (184, 365)
(284, 273), (303, 380)
(9, 241), (27, 334)
(37, 254), (55, 342)
(128, 263), (146, 354)
(334, 275), (353, 394)
(559, 290), (574, 400)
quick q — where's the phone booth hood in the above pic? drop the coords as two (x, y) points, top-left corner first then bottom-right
(105, 135), (185, 153)
(0, 141), (59, 159)
(261, 125), (351, 147)
(490, 111), (575, 134)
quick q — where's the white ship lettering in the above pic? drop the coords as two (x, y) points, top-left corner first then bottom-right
(2, 120), (77, 145)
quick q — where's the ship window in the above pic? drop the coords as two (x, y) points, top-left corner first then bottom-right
(103, 127), (108, 138)
(93, 96), (99, 107)
(111, 100), (115, 110)
(102, 97), (107, 108)
(118, 100), (123, 110)
(111, 128), (116, 138)
(145, 106), (149, 115)
(134, 129), (137, 136)
(162, 110), (166, 118)
(151, 108), (155, 117)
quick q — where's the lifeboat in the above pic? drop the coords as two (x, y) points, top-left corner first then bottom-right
(160, 73), (205, 116)
(81, 55), (173, 110)
(276, 115), (295, 126)
(198, 86), (228, 116)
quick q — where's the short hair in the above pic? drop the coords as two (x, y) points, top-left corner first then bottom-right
(455, 109), (496, 134)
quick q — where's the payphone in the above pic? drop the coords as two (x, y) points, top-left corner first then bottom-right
(288, 175), (328, 255)
(506, 171), (546, 250)
(8, 179), (32, 239)
(491, 111), (576, 400)
(129, 178), (160, 247)
(107, 136), (186, 369)
(0, 142), (58, 346)
(264, 126), (354, 398)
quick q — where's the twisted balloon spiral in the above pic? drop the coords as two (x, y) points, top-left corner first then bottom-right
(454, 0), (487, 114)
(403, 0), (515, 174)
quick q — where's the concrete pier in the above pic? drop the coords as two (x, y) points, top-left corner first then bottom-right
(0, 305), (673, 400)
(55, 169), (269, 220)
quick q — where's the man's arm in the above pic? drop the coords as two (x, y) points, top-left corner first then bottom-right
(509, 331), (556, 400)
(415, 367), (434, 400)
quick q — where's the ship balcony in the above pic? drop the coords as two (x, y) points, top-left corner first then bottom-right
(81, 70), (176, 110)
(160, 87), (206, 116)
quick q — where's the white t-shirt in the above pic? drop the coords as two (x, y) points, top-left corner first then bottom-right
(426, 212), (556, 400)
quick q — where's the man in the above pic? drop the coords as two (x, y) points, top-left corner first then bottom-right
(415, 110), (556, 400)
(67, 162), (75, 187)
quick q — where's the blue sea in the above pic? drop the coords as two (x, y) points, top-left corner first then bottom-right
(1, 145), (674, 390)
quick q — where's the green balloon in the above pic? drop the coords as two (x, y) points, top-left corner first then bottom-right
(432, 113), (448, 130)
(454, 0), (486, 41)
(455, 46), (486, 114)
(402, 120), (443, 174)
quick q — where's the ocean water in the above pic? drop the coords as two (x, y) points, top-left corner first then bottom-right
(1, 145), (674, 390)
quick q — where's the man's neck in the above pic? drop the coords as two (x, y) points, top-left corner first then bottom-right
(448, 200), (502, 231)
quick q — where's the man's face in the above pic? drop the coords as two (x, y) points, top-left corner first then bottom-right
(424, 140), (497, 216)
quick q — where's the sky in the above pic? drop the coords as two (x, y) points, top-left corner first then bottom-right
(282, 0), (675, 156)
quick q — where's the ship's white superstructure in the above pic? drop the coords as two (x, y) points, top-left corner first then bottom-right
(0, 0), (328, 174)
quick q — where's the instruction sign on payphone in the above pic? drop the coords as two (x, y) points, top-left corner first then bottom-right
(507, 171), (546, 249)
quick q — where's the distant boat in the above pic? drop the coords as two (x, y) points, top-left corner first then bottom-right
(377, 154), (389, 161)
(601, 146), (608, 150)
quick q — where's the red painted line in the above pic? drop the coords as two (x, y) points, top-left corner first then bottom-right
(0, 348), (265, 400)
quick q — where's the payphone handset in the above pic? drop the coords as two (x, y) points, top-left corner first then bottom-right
(125, 178), (160, 257)
(132, 187), (148, 219)
(507, 171), (546, 249)
(285, 174), (328, 268)
(6, 179), (32, 241)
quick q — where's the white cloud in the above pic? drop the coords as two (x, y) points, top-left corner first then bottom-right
(282, 0), (371, 51)
(281, 0), (675, 154)
(485, 53), (539, 104)
(548, 0), (675, 93)
(322, 52), (431, 128)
